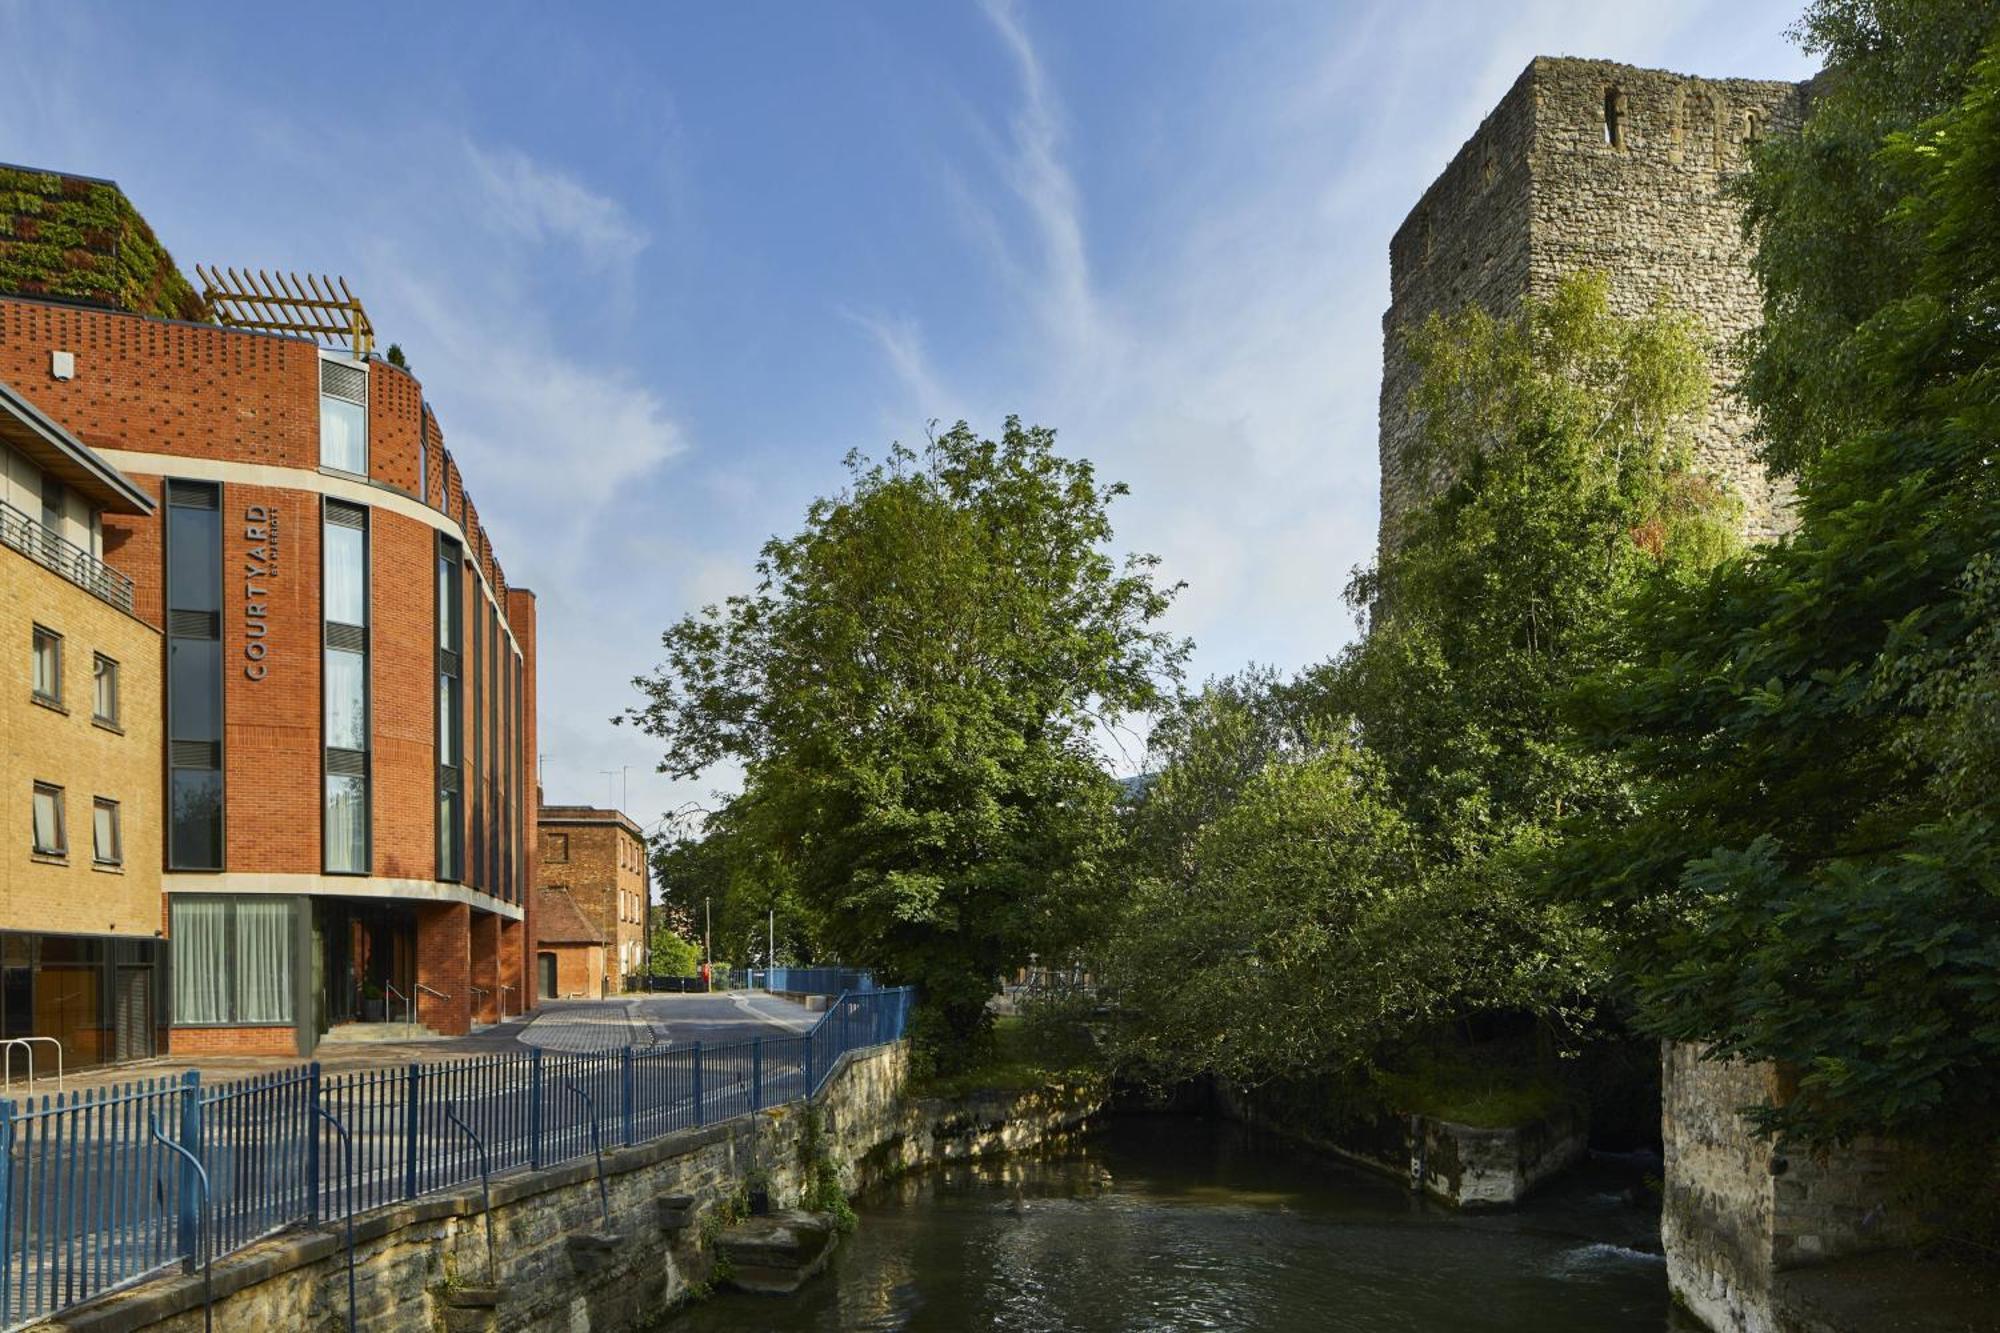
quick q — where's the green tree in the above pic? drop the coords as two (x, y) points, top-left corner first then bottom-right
(1327, 270), (1728, 859)
(1104, 685), (1605, 1088)
(1734, 0), (2000, 475)
(1557, 20), (2000, 1143)
(1101, 276), (1723, 1095)
(625, 420), (1185, 1067)
(646, 922), (702, 978)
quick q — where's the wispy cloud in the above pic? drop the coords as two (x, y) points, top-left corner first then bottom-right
(465, 145), (651, 272)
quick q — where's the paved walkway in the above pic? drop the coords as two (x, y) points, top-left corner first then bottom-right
(24, 992), (815, 1099)
(519, 991), (817, 1053)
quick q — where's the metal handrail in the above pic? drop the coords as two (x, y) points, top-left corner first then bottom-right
(563, 1081), (611, 1226)
(498, 983), (516, 1018)
(148, 1114), (213, 1333)
(0, 1036), (64, 1092)
(0, 500), (135, 614)
(314, 1103), (358, 1333)
(383, 982), (412, 1027)
(445, 1103), (498, 1287)
(415, 982), (450, 1000)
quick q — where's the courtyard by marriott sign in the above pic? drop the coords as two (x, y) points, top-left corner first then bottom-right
(244, 504), (280, 679)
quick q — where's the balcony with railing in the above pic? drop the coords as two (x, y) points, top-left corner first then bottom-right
(0, 499), (135, 614)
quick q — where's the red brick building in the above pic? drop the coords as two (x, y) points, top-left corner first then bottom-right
(0, 165), (538, 1055)
(535, 806), (648, 999)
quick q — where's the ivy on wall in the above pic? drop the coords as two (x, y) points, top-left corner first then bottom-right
(0, 166), (207, 321)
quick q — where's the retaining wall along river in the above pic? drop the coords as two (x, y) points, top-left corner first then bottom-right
(33, 1043), (1103, 1332)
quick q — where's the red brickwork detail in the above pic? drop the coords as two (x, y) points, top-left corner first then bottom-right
(368, 361), (424, 498)
(538, 810), (647, 981)
(470, 912), (500, 1024)
(226, 482), (323, 871)
(0, 301), (317, 469)
(498, 918), (527, 1017)
(509, 589), (539, 1014)
(370, 508), (437, 881)
(169, 1026), (298, 1057)
(415, 901), (471, 1036)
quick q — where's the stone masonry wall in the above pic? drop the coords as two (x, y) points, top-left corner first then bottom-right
(1380, 57), (1811, 548)
(1662, 1042), (1929, 1333)
(39, 1043), (1103, 1333)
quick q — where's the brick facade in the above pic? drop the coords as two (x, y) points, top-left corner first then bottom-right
(0, 166), (542, 1056)
(536, 807), (648, 994)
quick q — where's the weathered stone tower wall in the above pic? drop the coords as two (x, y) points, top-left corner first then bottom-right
(1379, 57), (1811, 546)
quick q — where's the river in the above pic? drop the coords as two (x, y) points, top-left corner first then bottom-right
(673, 1116), (1695, 1331)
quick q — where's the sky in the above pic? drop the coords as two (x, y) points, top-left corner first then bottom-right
(0, 0), (1820, 835)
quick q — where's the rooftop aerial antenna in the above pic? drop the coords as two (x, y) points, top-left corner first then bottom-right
(194, 264), (374, 357)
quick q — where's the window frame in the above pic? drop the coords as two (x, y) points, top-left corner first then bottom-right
(92, 796), (122, 867)
(31, 782), (66, 857)
(166, 478), (225, 871)
(317, 353), (370, 477)
(322, 499), (372, 876)
(31, 625), (62, 707)
(168, 895), (298, 1027)
(92, 653), (120, 728)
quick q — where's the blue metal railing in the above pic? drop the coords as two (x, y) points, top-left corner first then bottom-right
(752, 967), (879, 996)
(0, 986), (913, 1328)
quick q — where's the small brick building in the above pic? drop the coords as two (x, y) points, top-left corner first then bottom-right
(535, 806), (648, 999)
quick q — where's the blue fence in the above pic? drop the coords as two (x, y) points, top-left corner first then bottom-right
(752, 967), (878, 995)
(0, 986), (913, 1329)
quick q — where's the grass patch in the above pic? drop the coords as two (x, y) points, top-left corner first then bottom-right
(911, 1015), (1100, 1099)
(1373, 1042), (1577, 1128)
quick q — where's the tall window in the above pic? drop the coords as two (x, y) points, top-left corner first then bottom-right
(323, 501), (370, 873)
(1604, 85), (1627, 149)
(31, 783), (65, 856)
(320, 357), (368, 474)
(166, 481), (223, 869)
(93, 653), (119, 727)
(470, 578), (485, 888)
(31, 625), (60, 705)
(436, 535), (464, 881)
(92, 797), (121, 866)
(170, 897), (294, 1025)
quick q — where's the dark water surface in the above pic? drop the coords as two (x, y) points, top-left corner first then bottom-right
(675, 1116), (1694, 1332)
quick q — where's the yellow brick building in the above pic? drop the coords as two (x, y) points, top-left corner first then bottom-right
(0, 376), (164, 1072)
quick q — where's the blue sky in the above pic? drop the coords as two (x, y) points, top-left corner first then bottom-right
(1, 1), (1819, 830)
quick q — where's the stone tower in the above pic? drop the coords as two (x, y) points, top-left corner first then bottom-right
(1378, 57), (1812, 546)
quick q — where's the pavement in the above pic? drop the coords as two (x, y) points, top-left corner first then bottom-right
(519, 990), (817, 1054)
(28, 990), (817, 1098)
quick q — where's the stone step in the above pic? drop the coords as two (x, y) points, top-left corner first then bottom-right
(717, 1210), (839, 1295)
(320, 1021), (447, 1044)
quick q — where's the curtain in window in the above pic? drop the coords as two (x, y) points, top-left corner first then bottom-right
(171, 899), (230, 1024)
(320, 397), (367, 474)
(326, 774), (367, 873)
(323, 524), (366, 625)
(325, 648), (366, 750)
(234, 900), (293, 1023)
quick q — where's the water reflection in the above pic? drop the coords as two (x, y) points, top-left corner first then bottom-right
(673, 1117), (1693, 1332)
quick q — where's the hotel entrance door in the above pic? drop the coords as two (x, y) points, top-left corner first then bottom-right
(313, 900), (416, 1030)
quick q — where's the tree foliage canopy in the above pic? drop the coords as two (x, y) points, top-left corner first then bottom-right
(1102, 274), (1725, 1089)
(625, 419), (1185, 1063)
(1559, 15), (2000, 1143)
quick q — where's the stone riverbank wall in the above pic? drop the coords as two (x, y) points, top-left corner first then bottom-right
(36, 1045), (1104, 1333)
(1213, 1079), (1587, 1207)
(1662, 1041), (1931, 1333)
